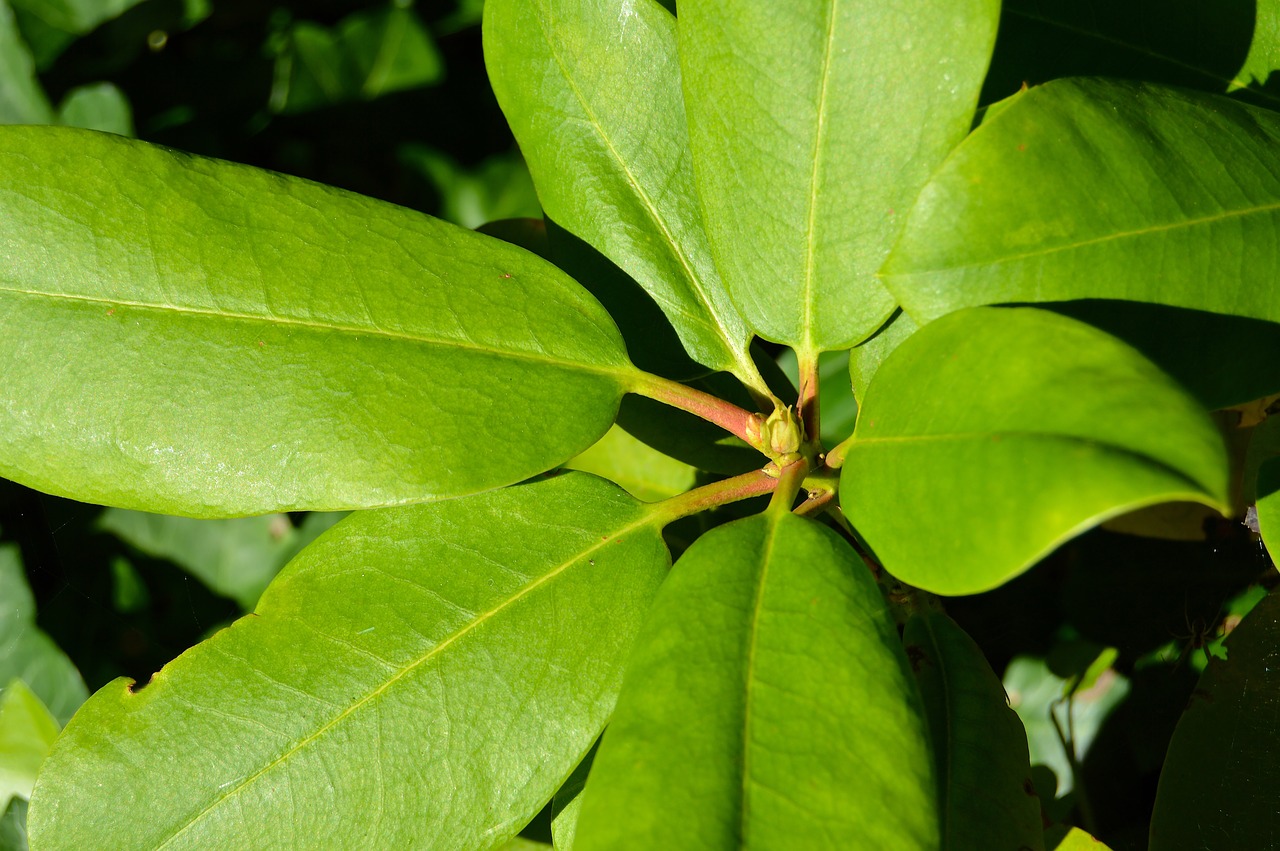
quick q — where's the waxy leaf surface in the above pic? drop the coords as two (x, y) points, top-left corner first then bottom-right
(1149, 588), (1280, 851)
(485, 0), (758, 382)
(841, 308), (1230, 595)
(679, 0), (998, 353)
(903, 613), (1044, 851)
(27, 473), (670, 850)
(574, 511), (937, 850)
(884, 79), (1280, 326)
(0, 127), (634, 517)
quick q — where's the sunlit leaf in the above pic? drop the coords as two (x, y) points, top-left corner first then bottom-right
(575, 511), (936, 850)
(0, 127), (637, 516)
(885, 79), (1280, 328)
(680, 0), (999, 353)
(841, 307), (1230, 594)
(28, 474), (670, 849)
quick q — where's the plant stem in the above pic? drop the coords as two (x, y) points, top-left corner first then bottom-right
(768, 458), (809, 515)
(649, 468), (778, 525)
(630, 372), (770, 453)
(825, 432), (854, 469)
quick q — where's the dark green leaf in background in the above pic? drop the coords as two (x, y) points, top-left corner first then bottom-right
(884, 79), (1280, 329)
(679, 0), (999, 354)
(270, 4), (443, 114)
(0, 127), (636, 517)
(847, 310), (917, 406)
(0, 0), (52, 124)
(55, 83), (132, 136)
(399, 145), (541, 230)
(574, 511), (937, 850)
(0, 681), (58, 814)
(841, 308), (1230, 595)
(485, 0), (763, 387)
(1149, 587), (1280, 850)
(0, 546), (87, 726)
(904, 612), (1044, 851)
(28, 473), (670, 850)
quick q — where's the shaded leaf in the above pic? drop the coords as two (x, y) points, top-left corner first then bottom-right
(0, 797), (27, 851)
(1149, 587), (1280, 850)
(550, 742), (595, 851)
(0, 681), (58, 811)
(271, 6), (442, 114)
(904, 613), (1044, 851)
(848, 309), (917, 406)
(841, 307), (1230, 594)
(565, 425), (696, 502)
(28, 474), (670, 849)
(485, 0), (762, 386)
(885, 79), (1280, 328)
(679, 0), (999, 353)
(574, 511), (936, 850)
(1255, 456), (1280, 564)
(399, 145), (541, 230)
(0, 126), (636, 516)
(0, 0), (52, 124)
(98, 509), (342, 610)
(0, 546), (87, 726)
(55, 82), (131, 136)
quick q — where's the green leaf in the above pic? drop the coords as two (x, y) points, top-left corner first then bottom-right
(272, 6), (443, 114)
(1044, 826), (1115, 851)
(679, 0), (999, 354)
(0, 681), (59, 811)
(0, 546), (87, 726)
(0, 0), (52, 124)
(1149, 587), (1280, 850)
(0, 126), (636, 517)
(841, 307), (1230, 595)
(903, 613), (1044, 851)
(399, 145), (541, 230)
(0, 797), (28, 851)
(848, 310), (918, 406)
(55, 82), (132, 136)
(98, 509), (342, 610)
(574, 511), (937, 850)
(884, 78), (1280, 327)
(565, 425), (696, 502)
(484, 0), (760, 385)
(550, 743), (594, 851)
(28, 473), (670, 849)
(1254, 457), (1280, 564)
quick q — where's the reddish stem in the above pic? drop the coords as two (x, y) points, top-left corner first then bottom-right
(651, 469), (778, 524)
(631, 373), (769, 453)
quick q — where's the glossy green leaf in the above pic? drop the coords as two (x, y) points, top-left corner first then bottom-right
(679, 0), (999, 353)
(271, 6), (443, 114)
(885, 79), (1280, 327)
(0, 0), (52, 124)
(841, 307), (1230, 595)
(0, 546), (87, 726)
(484, 0), (760, 384)
(1149, 587), (1280, 850)
(903, 613), (1044, 851)
(574, 511), (937, 850)
(55, 83), (132, 136)
(565, 424), (696, 502)
(28, 473), (670, 850)
(98, 509), (343, 610)
(0, 681), (58, 810)
(0, 126), (636, 517)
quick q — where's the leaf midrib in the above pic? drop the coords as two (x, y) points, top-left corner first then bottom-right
(530, 0), (750, 369)
(0, 284), (635, 381)
(800, 0), (840, 353)
(853, 429), (1220, 501)
(888, 192), (1280, 277)
(152, 510), (663, 849)
(738, 516), (780, 844)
